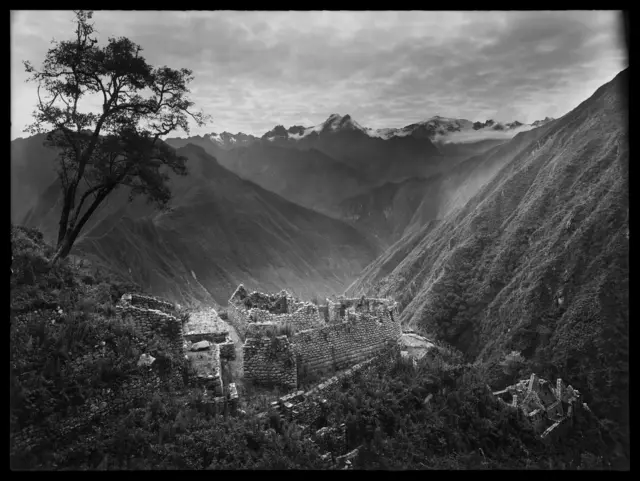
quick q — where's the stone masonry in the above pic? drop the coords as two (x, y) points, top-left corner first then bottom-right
(122, 293), (178, 315)
(117, 295), (236, 394)
(293, 309), (401, 374)
(257, 356), (381, 430)
(244, 335), (297, 389)
(184, 308), (236, 361)
(229, 285), (401, 390)
(227, 284), (325, 340)
(492, 373), (586, 441)
(116, 293), (183, 358)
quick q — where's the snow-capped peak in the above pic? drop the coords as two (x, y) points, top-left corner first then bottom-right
(321, 114), (367, 133)
(206, 131), (257, 148)
(257, 113), (555, 145)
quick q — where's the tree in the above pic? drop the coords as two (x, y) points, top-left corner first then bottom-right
(23, 10), (210, 263)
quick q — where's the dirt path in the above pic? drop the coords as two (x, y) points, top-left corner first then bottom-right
(223, 319), (244, 388)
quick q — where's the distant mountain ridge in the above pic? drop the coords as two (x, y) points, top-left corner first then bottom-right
(164, 113), (555, 224)
(169, 114), (555, 147)
(11, 139), (378, 306)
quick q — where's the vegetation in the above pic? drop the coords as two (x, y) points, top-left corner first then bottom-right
(22, 10), (209, 263)
(10, 225), (625, 470)
(242, 291), (290, 313)
(348, 70), (629, 467)
(316, 345), (622, 469)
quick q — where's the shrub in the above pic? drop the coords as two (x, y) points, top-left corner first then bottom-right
(499, 350), (527, 378)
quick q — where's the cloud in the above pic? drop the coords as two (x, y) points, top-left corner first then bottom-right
(435, 124), (535, 145)
(10, 10), (627, 139)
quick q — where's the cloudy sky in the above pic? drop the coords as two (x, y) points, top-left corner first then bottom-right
(11, 10), (627, 139)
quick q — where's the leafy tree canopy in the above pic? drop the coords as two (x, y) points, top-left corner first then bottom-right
(23, 10), (210, 262)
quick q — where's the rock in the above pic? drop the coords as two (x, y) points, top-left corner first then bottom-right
(137, 353), (156, 367)
(191, 340), (211, 351)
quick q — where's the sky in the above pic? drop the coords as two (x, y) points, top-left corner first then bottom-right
(11, 10), (628, 139)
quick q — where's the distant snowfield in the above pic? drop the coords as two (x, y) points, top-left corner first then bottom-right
(435, 124), (535, 144)
(204, 113), (551, 146)
(295, 114), (542, 143)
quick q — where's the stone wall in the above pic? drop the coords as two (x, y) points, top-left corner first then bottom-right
(327, 297), (399, 324)
(116, 300), (184, 358)
(187, 343), (224, 395)
(249, 303), (323, 332)
(315, 424), (348, 456)
(231, 284), (400, 391)
(218, 339), (236, 361)
(228, 285), (323, 340)
(293, 310), (401, 374)
(227, 303), (250, 341)
(183, 308), (229, 344)
(492, 373), (586, 442)
(264, 356), (380, 429)
(246, 322), (282, 338)
(243, 335), (297, 389)
(126, 293), (177, 315)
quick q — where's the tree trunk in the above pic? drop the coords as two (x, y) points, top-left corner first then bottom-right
(50, 184), (115, 265)
(56, 187), (75, 248)
(51, 234), (74, 265)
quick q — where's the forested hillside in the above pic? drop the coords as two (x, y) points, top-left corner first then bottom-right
(347, 69), (629, 460)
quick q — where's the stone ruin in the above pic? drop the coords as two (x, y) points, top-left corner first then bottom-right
(13, 293), (240, 456)
(117, 294), (237, 405)
(227, 284), (402, 390)
(227, 284), (325, 340)
(492, 373), (586, 441)
(255, 356), (382, 468)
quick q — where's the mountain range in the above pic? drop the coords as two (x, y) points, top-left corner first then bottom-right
(11, 68), (628, 456)
(165, 114), (553, 217)
(194, 114), (554, 148)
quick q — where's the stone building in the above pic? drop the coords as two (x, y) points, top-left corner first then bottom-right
(492, 373), (585, 440)
(117, 294), (237, 397)
(227, 284), (402, 390)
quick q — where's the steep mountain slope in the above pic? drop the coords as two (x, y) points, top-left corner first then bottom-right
(339, 121), (554, 249)
(11, 135), (162, 245)
(164, 134), (228, 158)
(165, 135), (372, 217)
(339, 176), (437, 250)
(204, 143), (370, 217)
(276, 114), (444, 183)
(80, 145), (377, 305)
(347, 69), (629, 429)
(13, 141), (378, 306)
(11, 134), (59, 224)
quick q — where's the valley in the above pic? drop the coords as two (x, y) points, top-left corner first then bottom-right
(10, 9), (628, 471)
